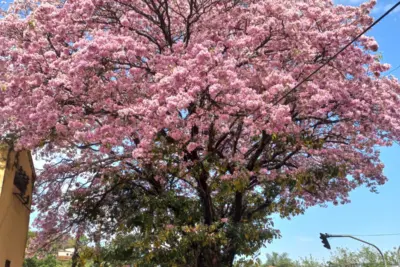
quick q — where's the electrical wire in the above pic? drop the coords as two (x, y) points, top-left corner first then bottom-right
(386, 64), (400, 76)
(274, 1), (400, 104)
(347, 233), (400, 237)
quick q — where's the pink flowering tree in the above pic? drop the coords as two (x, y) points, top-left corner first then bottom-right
(1, 0), (400, 265)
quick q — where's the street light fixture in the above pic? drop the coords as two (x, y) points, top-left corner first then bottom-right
(319, 233), (387, 267)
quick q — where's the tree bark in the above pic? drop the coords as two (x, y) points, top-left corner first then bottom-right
(198, 170), (214, 225)
(196, 247), (223, 267)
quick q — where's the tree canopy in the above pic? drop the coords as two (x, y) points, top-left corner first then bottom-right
(1, 0), (400, 265)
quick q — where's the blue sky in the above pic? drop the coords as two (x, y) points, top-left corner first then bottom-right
(261, 0), (400, 261)
(11, 0), (400, 261)
(261, 147), (400, 261)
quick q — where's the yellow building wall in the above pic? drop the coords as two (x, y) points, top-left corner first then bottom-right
(0, 146), (35, 267)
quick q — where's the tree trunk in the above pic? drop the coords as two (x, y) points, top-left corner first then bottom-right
(71, 233), (81, 267)
(196, 246), (223, 267)
(198, 170), (214, 226)
(71, 251), (79, 267)
(93, 229), (101, 267)
(224, 246), (237, 267)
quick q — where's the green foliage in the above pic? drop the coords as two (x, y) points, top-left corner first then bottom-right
(25, 231), (92, 267)
(329, 246), (398, 267)
(27, 244), (399, 267)
(23, 255), (62, 267)
(263, 252), (296, 267)
(69, 166), (282, 266)
(297, 256), (321, 267)
(255, 247), (399, 267)
(24, 256), (93, 267)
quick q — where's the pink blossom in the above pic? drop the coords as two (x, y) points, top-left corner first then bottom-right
(1, 0), (398, 253)
(187, 142), (198, 152)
